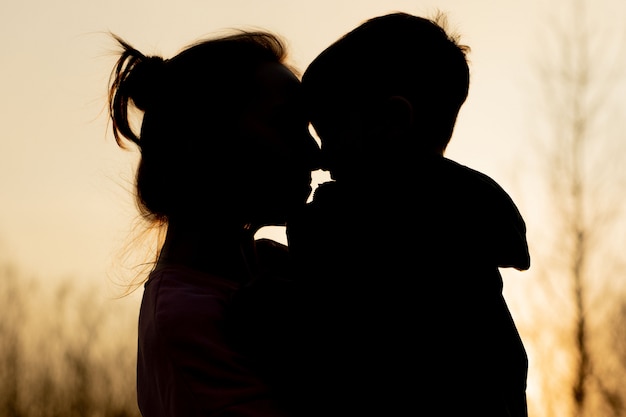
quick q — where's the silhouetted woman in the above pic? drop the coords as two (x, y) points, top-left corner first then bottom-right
(107, 30), (319, 417)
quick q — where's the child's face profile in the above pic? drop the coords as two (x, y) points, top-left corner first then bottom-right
(309, 97), (382, 183)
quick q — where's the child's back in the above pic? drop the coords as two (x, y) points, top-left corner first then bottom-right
(287, 153), (530, 416)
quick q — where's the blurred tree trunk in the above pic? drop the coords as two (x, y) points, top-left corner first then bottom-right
(530, 0), (626, 416)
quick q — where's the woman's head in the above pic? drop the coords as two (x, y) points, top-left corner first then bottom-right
(108, 31), (319, 229)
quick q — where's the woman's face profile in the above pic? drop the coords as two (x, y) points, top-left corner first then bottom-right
(236, 62), (320, 226)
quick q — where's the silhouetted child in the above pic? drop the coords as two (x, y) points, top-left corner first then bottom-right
(286, 11), (531, 417)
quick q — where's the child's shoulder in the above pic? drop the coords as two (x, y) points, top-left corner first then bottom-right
(440, 157), (502, 187)
(438, 157), (524, 216)
(438, 157), (513, 200)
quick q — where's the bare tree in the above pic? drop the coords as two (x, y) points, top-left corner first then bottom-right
(526, 0), (626, 416)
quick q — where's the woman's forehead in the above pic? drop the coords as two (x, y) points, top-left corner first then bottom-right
(253, 62), (300, 96)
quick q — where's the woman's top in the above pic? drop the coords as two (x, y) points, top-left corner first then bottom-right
(137, 264), (289, 417)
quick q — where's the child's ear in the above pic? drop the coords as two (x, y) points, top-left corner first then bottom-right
(382, 95), (414, 132)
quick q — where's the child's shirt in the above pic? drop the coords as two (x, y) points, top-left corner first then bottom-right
(285, 154), (530, 416)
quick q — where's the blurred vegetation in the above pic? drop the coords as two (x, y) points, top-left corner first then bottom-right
(1, 257), (623, 417)
(519, 1), (626, 416)
(0, 262), (141, 417)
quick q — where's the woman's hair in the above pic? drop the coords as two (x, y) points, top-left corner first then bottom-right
(108, 30), (290, 224)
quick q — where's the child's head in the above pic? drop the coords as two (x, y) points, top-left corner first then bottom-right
(302, 12), (470, 179)
(109, 31), (319, 228)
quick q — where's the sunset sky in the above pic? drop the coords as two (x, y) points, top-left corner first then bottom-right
(1, 0), (624, 290)
(2, 2), (626, 414)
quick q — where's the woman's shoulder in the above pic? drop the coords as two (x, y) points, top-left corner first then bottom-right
(146, 264), (239, 292)
(141, 265), (239, 335)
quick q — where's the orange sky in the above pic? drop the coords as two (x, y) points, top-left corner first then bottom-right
(2, 2), (626, 414)
(0, 0), (624, 285)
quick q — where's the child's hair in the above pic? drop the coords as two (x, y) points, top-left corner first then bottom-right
(303, 11), (470, 154)
(108, 31), (290, 224)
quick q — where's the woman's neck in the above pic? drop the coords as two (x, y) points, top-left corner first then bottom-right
(156, 219), (260, 284)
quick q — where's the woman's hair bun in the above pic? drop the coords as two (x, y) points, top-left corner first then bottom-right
(126, 55), (166, 111)
(108, 35), (169, 147)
